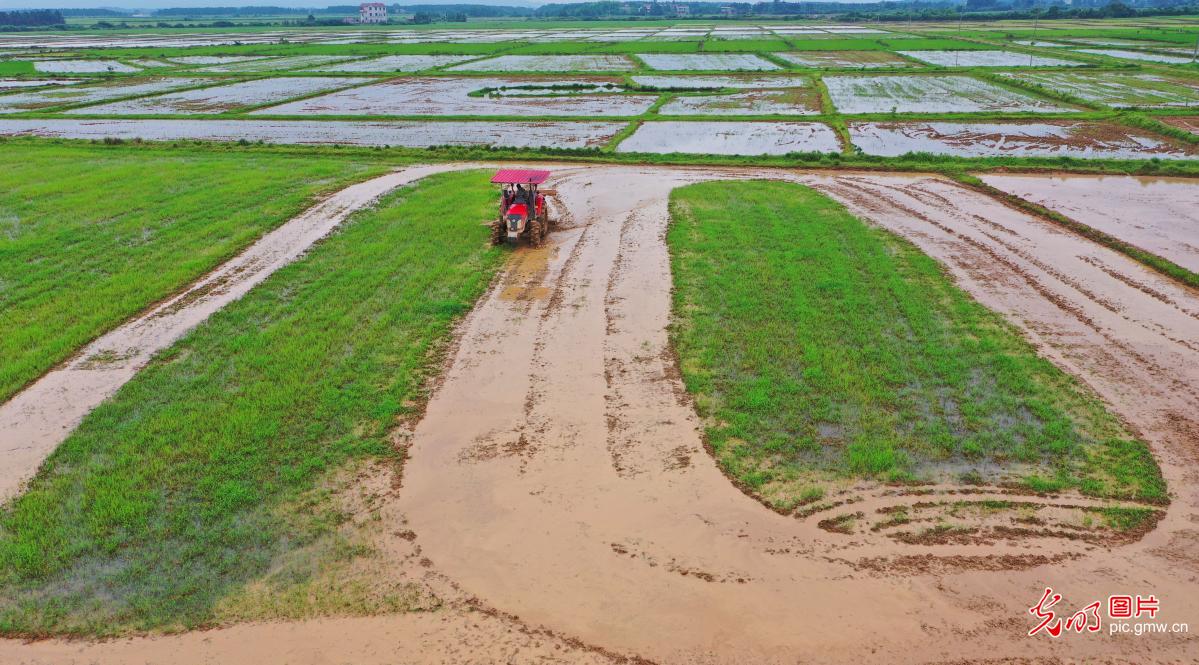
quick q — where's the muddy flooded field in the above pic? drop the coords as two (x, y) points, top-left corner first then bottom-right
(252, 76), (657, 117)
(657, 88), (820, 115)
(168, 55), (268, 66)
(898, 49), (1083, 67)
(824, 74), (1076, 113)
(999, 71), (1199, 108)
(849, 120), (1199, 158)
(447, 55), (634, 72)
(631, 74), (805, 89)
(776, 50), (916, 68)
(68, 77), (369, 114)
(0, 117), (623, 148)
(195, 55), (360, 72)
(310, 55), (474, 72)
(1162, 115), (1199, 133)
(0, 78), (79, 89)
(30, 59), (140, 73)
(616, 120), (839, 154)
(1075, 48), (1197, 64)
(0, 76), (211, 113)
(636, 53), (782, 70)
(981, 174), (1199, 271)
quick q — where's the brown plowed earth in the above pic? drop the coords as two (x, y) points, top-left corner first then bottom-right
(3, 166), (1198, 664)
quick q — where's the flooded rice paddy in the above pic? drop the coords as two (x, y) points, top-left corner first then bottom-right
(30, 59), (140, 73)
(0, 77), (211, 113)
(849, 121), (1199, 159)
(309, 55), (474, 72)
(616, 120), (839, 154)
(252, 76), (656, 116)
(657, 89), (819, 115)
(775, 51), (916, 68)
(635, 53), (782, 71)
(446, 55), (634, 72)
(0, 117), (623, 148)
(0, 78), (79, 89)
(980, 174), (1199, 271)
(194, 55), (361, 72)
(1074, 48), (1197, 64)
(823, 74), (1077, 114)
(167, 56), (269, 66)
(630, 75), (805, 89)
(998, 71), (1199, 108)
(67, 77), (369, 114)
(896, 50), (1084, 67)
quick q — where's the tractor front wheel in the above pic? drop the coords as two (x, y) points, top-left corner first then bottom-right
(490, 220), (504, 246)
(528, 219), (544, 248)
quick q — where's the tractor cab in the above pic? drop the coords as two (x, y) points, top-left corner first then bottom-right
(491, 169), (552, 247)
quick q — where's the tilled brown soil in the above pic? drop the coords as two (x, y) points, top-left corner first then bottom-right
(3, 165), (1198, 664)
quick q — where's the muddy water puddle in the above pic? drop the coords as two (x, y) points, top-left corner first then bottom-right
(849, 120), (1199, 159)
(982, 174), (1199, 272)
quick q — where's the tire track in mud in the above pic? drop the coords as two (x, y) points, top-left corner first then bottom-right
(399, 167), (1199, 664)
(4, 165), (1199, 664)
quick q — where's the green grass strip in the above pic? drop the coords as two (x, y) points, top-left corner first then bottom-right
(667, 180), (1165, 513)
(0, 144), (390, 404)
(0, 169), (506, 636)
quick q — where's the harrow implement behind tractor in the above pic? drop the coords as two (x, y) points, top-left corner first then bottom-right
(491, 169), (553, 247)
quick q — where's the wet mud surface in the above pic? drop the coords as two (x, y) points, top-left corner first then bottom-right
(850, 120), (1199, 159)
(981, 174), (1199, 272)
(3, 166), (1198, 664)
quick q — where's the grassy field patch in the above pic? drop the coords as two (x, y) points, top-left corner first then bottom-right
(667, 180), (1164, 510)
(0, 143), (388, 404)
(0, 169), (504, 636)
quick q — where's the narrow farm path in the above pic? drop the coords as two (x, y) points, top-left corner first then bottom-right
(3, 165), (1198, 664)
(0, 163), (482, 502)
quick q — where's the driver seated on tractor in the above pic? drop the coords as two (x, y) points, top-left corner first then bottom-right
(514, 184), (532, 208)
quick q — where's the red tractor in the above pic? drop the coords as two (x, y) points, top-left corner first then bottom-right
(491, 169), (552, 247)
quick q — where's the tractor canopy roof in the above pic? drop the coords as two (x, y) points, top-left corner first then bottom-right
(491, 169), (551, 185)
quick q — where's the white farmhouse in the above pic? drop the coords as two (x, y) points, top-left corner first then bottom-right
(359, 2), (388, 24)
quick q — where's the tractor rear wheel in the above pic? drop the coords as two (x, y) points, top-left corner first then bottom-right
(489, 220), (504, 246)
(529, 219), (543, 247)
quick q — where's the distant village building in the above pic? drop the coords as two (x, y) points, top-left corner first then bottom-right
(720, 5), (736, 15)
(672, 4), (690, 15)
(359, 2), (388, 24)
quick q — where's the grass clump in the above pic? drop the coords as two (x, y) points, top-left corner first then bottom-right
(666, 180), (1163, 508)
(0, 143), (390, 403)
(0, 170), (504, 636)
